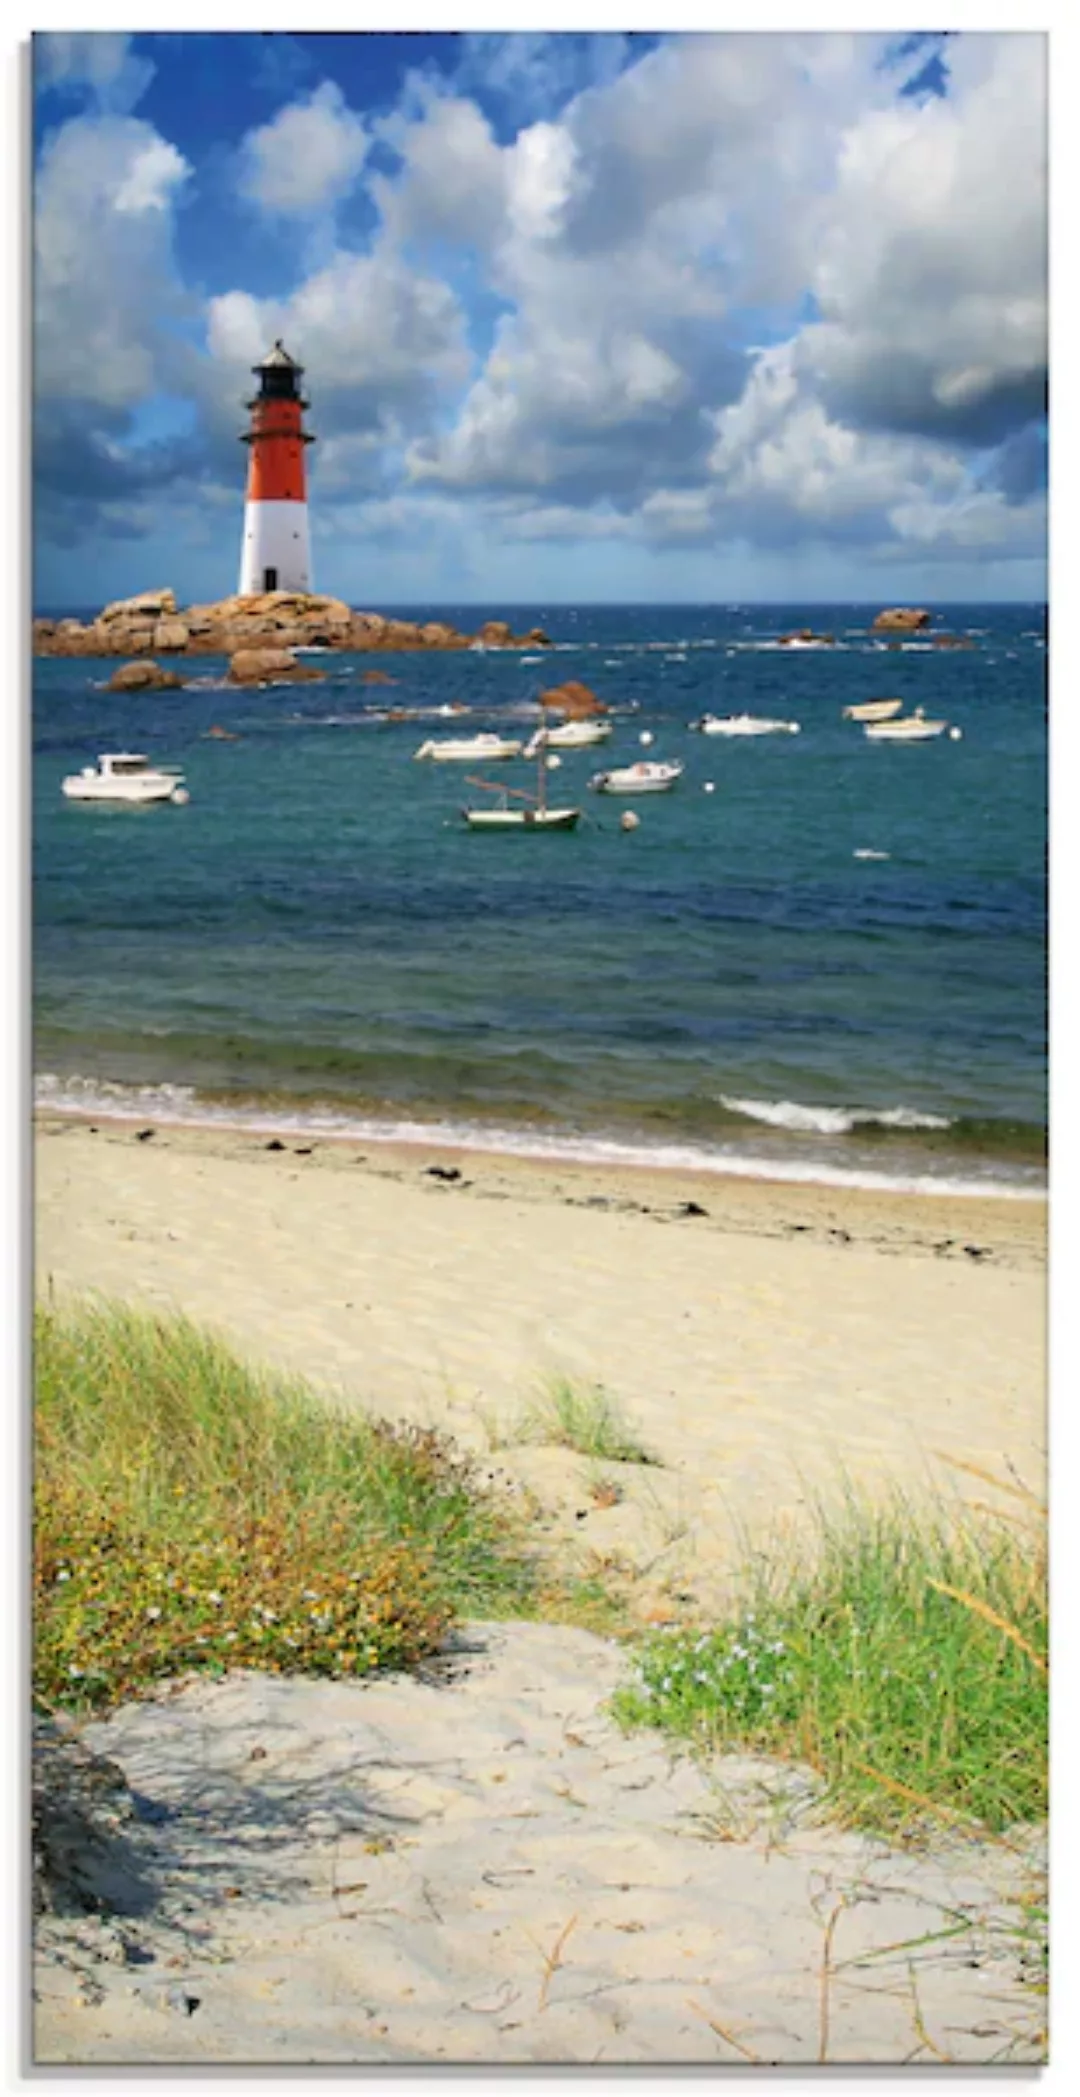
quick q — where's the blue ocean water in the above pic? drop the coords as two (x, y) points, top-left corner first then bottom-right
(33, 603), (1047, 1193)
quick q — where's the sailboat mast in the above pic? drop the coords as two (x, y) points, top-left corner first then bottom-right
(537, 705), (547, 815)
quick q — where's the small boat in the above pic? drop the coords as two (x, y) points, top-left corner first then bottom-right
(692, 713), (800, 737)
(524, 718), (612, 754)
(415, 732), (524, 762)
(62, 752), (189, 804)
(461, 735), (581, 832)
(864, 709), (952, 743)
(589, 759), (683, 794)
(843, 698), (904, 723)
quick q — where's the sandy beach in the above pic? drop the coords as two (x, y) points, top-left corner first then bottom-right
(35, 1114), (1046, 1604)
(33, 1115), (1047, 2064)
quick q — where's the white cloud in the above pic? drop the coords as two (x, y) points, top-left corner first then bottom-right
(239, 81), (369, 219)
(34, 32), (155, 114)
(34, 114), (191, 409)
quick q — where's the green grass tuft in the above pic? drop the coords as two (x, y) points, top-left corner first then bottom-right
(34, 1299), (534, 1713)
(520, 1376), (656, 1465)
(612, 1486), (1047, 1838)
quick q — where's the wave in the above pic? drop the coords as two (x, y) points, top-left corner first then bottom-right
(34, 1072), (1037, 1201)
(718, 1094), (952, 1136)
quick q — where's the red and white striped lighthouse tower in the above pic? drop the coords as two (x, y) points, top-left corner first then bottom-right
(238, 340), (315, 596)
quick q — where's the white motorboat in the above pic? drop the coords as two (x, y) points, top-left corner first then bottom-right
(864, 709), (954, 743)
(589, 759), (683, 794)
(61, 752), (190, 804)
(843, 698), (904, 723)
(524, 718), (612, 754)
(414, 732), (524, 762)
(692, 713), (800, 737)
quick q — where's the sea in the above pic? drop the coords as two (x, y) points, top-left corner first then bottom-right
(33, 603), (1048, 1199)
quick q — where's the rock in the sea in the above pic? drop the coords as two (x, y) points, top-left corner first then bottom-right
(99, 587), (178, 624)
(779, 628), (834, 645)
(227, 646), (325, 686)
(538, 680), (609, 718)
(871, 607), (933, 632)
(152, 618), (190, 653)
(34, 589), (552, 660)
(105, 659), (186, 693)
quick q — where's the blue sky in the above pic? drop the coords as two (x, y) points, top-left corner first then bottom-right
(32, 29), (1047, 606)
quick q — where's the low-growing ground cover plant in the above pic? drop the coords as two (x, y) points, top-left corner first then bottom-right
(34, 1299), (534, 1713)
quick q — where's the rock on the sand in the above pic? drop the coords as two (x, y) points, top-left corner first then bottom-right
(34, 1621), (1043, 2067)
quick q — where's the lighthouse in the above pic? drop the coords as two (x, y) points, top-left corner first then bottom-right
(238, 341), (315, 596)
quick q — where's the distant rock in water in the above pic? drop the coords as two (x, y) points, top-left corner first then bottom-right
(34, 590), (555, 661)
(871, 607), (933, 632)
(227, 646), (326, 687)
(538, 679), (609, 718)
(778, 628), (834, 646)
(105, 659), (186, 693)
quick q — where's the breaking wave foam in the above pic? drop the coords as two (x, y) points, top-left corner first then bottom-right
(718, 1094), (952, 1136)
(35, 1073), (1035, 1200)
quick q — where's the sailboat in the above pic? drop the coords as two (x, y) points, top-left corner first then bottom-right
(461, 724), (582, 831)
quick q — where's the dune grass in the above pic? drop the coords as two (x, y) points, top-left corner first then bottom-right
(34, 1299), (535, 1713)
(519, 1375), (656, 1465)
(612, 1483), (1047, 1839)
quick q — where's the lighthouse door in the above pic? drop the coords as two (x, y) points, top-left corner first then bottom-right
(263, 566), (278, 592)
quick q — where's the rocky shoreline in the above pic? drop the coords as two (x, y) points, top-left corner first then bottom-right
(33, 587), (553, 664)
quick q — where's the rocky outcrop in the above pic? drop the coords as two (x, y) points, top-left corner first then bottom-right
(227, 647), (326, 687)
(105, 660), (186, 693)
(779, 629), (835, 646)
(34, 591), (555, 660)
(871, 607), (932, 632)
(538, 679), (609, 719)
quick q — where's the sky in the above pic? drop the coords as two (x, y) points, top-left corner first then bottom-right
(31, 27), (1048, 607)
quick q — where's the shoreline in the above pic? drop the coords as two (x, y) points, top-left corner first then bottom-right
(34, 1105), (1047, 1254)
(33, 1090), (1046, 1208)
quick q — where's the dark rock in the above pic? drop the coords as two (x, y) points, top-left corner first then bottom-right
(425, 1165), (462, 1182)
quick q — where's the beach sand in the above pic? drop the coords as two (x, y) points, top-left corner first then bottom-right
(35, 1115), (1046, 1604)
(33, 1117), (1047, 2064)
(34, 1621), (1044, 2066)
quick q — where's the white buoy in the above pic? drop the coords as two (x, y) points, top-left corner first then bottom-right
(949, 726), (963, 741)
(546, 753), (562, 770)
(703, 781), (716, 794)
(620, 809), (640, 832)
(170, 788), (191, 805)
(639, 730), (654, 747)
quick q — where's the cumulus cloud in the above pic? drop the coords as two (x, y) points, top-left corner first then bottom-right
(34, 31), (155, 114)
(238, 80), (369, 218)
(34, 114), (191, 409)
(32, 29), (1047, 592)
(799, 34), (1047, 447)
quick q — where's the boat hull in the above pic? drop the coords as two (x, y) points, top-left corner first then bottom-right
(590, 766), (682, 794)
(62, 778), (185, 803)
(415, 738), (523, 762)
(864, 721), (947, 742)
(696, 716), (799, 736)
(462, 807), (581, 831)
